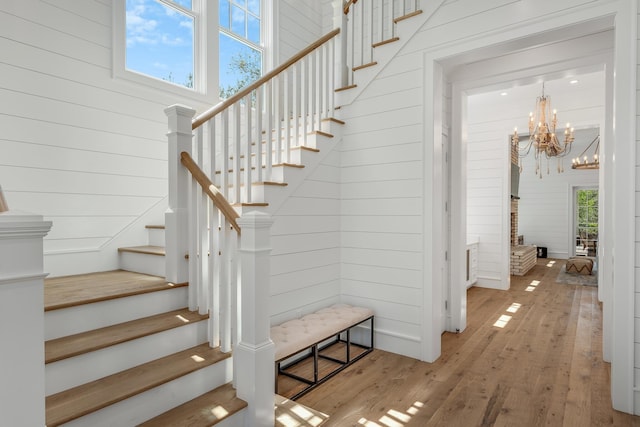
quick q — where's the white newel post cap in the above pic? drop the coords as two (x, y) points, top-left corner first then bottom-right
(0, 209), (52, 427)
(0, 210), (52, 275)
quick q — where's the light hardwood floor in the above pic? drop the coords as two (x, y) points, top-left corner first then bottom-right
(286, 258), (640, 426)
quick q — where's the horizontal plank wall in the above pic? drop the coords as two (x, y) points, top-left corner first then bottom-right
(270, 150), (341, 326)
(338, 52), (425, 358)
(278, 0), (326, 64)
(0, 0), (323, 277)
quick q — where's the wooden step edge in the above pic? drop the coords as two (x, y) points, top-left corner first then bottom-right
(255, 181), (289, 186)
(139, 383), (247, 427)
(273, 163), (305, 169)
(219, 181), (288, 190)
(314, 130), (334, 138)
(322, 117), (346, 125)
(45, 308), (209, 364)
(45, 344), (231, 427)
(296, 146), (320, 153)
(372, 37), (400, 48)
(145, 225), (165, 230)
(232, 202), (269, 207)
(117, 245), (165, 257)
(394, 9), (423, 23)
(335, 84), (357, 92)
(45, 271), (186, 312)
(353, 61), (378, 72)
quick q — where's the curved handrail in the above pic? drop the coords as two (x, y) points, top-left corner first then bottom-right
(180, 151), (241, 235)
(192, 28), (341, 130)
(343, 0), (358, 14)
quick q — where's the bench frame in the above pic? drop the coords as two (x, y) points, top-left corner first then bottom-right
(275, 315), (374, 400)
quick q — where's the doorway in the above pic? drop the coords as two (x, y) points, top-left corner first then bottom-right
(573, 187), (599, 258)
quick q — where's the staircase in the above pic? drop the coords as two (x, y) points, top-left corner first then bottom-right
(37, 3), (430, 425)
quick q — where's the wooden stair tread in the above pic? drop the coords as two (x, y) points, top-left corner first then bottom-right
(138, 383), (247, 427)
(45, 343), (230, 427)
(145, 225), (165, 229)
(118, 245), (165, 256)
(44, 270), (183, 311)
(45, 308), (209, 364)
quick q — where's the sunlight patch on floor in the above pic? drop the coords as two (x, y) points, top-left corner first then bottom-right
(525, 279), (541, 292)
(275, 395), (329, 427)
(546, 260), (556, 267)
(357, 401), (424, 427)
(493, 314), (512, 328)
(506, 303), (522, 313)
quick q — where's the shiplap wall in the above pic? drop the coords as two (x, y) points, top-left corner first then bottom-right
(270, 150), (341, 325)
(0, 0), (325, 277)
(278, 0), (328, 63)
(338, 37), (426, 358)
(0, 0), (183, 277)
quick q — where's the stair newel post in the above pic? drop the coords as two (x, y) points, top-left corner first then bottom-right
(235, 211), (275, 427)
(0, 211), (52, 427)
(165, 104), (195, 287)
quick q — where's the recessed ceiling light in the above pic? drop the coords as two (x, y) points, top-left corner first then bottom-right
(500, 92), (508, 96)
(569, 79), (579, 85)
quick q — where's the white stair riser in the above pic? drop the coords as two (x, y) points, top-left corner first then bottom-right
(46, 320), (209, 396)
(45, 287), (188, 340)
(147, 228), (165, 247)
(59, 359), (232, 427)
(119, 251), (165, 277)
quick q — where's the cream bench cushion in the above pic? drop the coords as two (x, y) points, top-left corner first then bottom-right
(271, 304), (374, 361)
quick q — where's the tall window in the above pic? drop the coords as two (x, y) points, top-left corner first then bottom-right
(575, 188), (598, 257)
(219, 0), (263, 98)
(125, 0), (196, 89)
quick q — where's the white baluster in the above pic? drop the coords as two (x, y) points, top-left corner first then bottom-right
(244, 95), (252, 203)
(274, 77), (282, 164)
(265, 80), (273, 179)
(292, 62), (300, 148)
(255, 87), (263, 183)
(221, 109), (229, 200)
(210, 210), (220, 347)
(284, 70), (291, 163)
(315, 48), (322, 131)
(220, 217), (230, 353)
(300, 58), (308, 146)
(233, 104), (241, 203)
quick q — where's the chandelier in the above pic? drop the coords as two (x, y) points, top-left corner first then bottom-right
(512, 83), (574, 178)
(571, 135), (600, 170)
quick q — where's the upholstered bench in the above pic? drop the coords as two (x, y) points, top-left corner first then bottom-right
(271, 304), (374, 399)
(566, 257), (594, 275)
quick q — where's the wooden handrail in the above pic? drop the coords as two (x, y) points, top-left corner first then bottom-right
(192, 28), (340, 130)
(343, 0), (358, 14)
(180, 151), (241, 235)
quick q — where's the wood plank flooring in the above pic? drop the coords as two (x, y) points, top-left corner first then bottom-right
(292, 258), (640, 426)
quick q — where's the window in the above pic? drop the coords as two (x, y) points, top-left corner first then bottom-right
(219, 0), (263, 98)
(575, 188), (598, 257)
(124, 0), (196, 89)
(115, 0), (266, 98)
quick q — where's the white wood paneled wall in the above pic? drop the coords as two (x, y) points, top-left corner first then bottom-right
(0, 0), (327, 277)
(270, 150), (341, 326)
